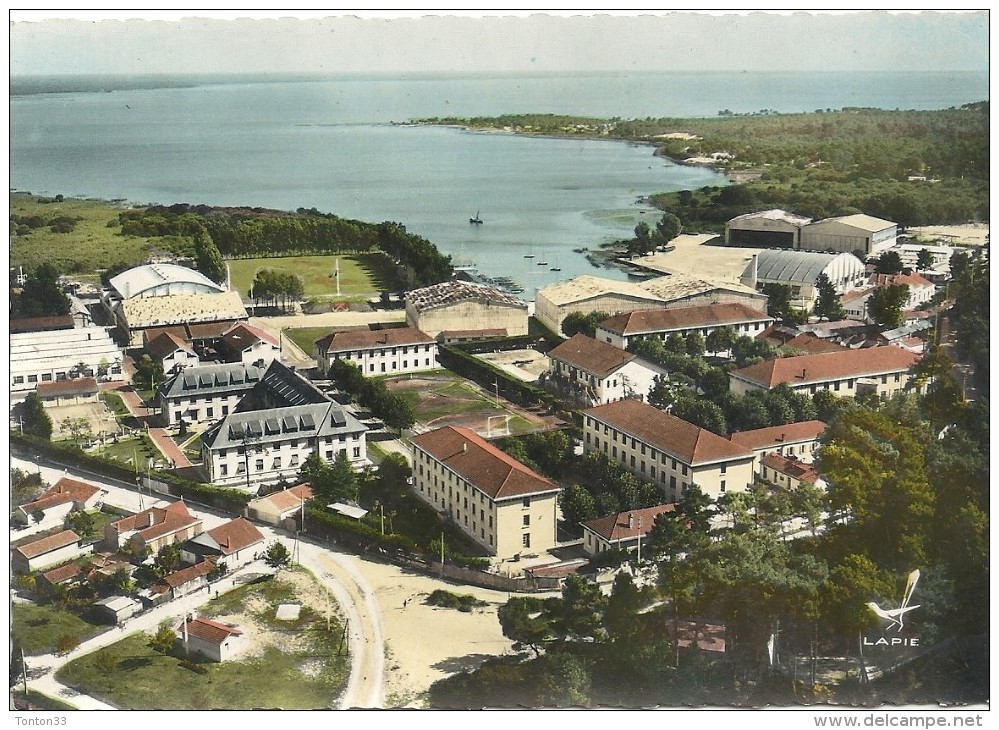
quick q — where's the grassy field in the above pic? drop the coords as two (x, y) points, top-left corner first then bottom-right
(12, 602), (109, 655)
(9, 194), (162, 274)
(56, 569), (350, 710)
(284, 326), (345, 356)
(227, 253), (394, 298)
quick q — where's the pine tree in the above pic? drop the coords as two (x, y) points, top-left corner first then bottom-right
(813, 273), (846, 321)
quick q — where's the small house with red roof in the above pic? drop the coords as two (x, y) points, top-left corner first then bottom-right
(220, 322), (281, 366)
(581, 504), (676, 557)
(411, 426), (561, 559)
(144, 331), (199, 374)
(104, 500), (204, 556)
(180, 518), (265, 569)
(35, 377), (100, 406)
(247, 483), (314, 526)
(758, 452), (824, 492)
(583, 399), (756, 501)
(143, 561), (215, 606)
(727, 420), (827, 465)
(179, 614), (246, 662)
(19, 477), (104, 526)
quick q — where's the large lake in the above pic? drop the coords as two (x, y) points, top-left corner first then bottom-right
(10, 71), (988, 295)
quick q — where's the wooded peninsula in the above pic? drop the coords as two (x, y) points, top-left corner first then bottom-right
(416, 102), (989, 230)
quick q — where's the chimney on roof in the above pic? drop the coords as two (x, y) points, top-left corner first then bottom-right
(148, 512), (155, 527)
(801, 368), (807, 379)
(628, 513), (634, 529)
(779, 433), (785, 442)
(462, 442), (467, 453)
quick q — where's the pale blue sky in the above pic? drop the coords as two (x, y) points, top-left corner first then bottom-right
(8, 10), (990, 76)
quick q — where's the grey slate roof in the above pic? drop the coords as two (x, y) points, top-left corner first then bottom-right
(201, 402), (365, 450)
(159, 361), (263, 400)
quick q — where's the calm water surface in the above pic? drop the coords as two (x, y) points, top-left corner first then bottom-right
(10, 71), (988, 294)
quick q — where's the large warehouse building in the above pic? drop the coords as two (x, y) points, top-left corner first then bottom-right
(725, 209), (812, 249)
(799, 214), (898, 256)
(405, 280), (529, 338)
(740, 249), (867, 307)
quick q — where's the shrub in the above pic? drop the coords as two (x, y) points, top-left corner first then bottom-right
(55, 634), (81, 654)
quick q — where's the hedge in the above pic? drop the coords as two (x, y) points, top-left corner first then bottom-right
(10, 431), (250, 511)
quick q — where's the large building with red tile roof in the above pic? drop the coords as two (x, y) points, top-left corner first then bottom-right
(727, 420), (828, 464)
(104, 500), (204, 556)
(583, 399), (755, 502)
(728, 346), (920, 398)
(595, 303), (772, 350)
(546, 334), (667, 407)
(220, 322), (281, 366)
(581, 504), (676, 557)
(411, 426), (561, 559)
(314, 326), (438, 377)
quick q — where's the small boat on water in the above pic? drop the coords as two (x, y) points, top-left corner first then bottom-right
(469, 210), (483, 225)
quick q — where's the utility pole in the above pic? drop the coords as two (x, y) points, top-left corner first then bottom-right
(440, 531), (445, 577)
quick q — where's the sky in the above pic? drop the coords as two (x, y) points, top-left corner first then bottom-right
(7, 9), (990, 77)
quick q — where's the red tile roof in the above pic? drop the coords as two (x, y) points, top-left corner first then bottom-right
(39, 562), (83, 585)
(585, 399), (754, 466)
(727, 421), (827, 451)
(253, 484), (314, 514)
(36, 377), (99, 398)
(599, 303), (771, 337)
(20, 477), (101, 513)
(206, 518), (265, 555)
(316, 326), (434, 353)
(548, 334), (635, 378)
(111, 500), (202, 544)
(582, 504), (676, 542)
(158, 561), (215, 590)
(779, 333), (849, 355)
(760, 452), (821, 485)
(184, 616), (243, 645)
(666, 619), (727, 653)
(411, 426), (560, 500)
(869, 272), (935, 289)
(729, 346), (919, 389)
(145, 331), (196, 359)
(222, 322), (279, 350)
(15, 530), (81, 559)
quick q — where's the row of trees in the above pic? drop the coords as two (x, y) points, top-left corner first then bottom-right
(251, 268), (305, 312)
(328, 359), (416, 433)
(117, 205), (454, 290)
(629, 212), (682, 256)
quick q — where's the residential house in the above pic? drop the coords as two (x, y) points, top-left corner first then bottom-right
(582, 399), (756, 502)
(180, 518), (265, 569)
(581, 504), (676, 557)
(94, 596), (141, 624)
(314, 326), (438, 377)
(411, 426), (561, 559)
(728, 346), (920, 399)
(545, 334), (668, 406)
(179, 615), (246, 662)
(104, 500), (204, 557)
(12, 530), (89, 574)
(247, 483), (314, 526)
(144, 331), (199, 374)
(19, 477), (103, 527)
(219, 322), (281, 366)
(595, 303), (773, 350)
(38, 563), (83, 592)
(727, 421), (827, 465)
(144, 561), (215, 606)
(758, 452), (824, 491)
(841, 271), (937, 321)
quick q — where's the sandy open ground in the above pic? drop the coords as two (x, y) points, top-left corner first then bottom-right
(906, 223), (989, 246)
(633, 233), (758, 284)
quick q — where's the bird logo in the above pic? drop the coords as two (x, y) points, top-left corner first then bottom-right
(866, 569), (921, 632)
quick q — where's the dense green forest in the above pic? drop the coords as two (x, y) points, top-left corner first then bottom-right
(418, 103), (989, 230)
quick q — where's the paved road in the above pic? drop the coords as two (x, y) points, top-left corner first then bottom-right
(10, 455), (382, 711)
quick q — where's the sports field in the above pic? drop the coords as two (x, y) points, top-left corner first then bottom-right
(227, 253), (396, 298)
